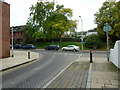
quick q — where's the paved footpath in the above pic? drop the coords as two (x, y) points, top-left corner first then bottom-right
(46, 54), (89, 88)
(0, 50), (39, 71)
(45, 53), (120, 89)
(91, 54), (120, 89)
(0, 50), (120, 89)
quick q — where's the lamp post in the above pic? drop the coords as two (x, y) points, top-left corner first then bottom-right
(79, 16), (84, 50)
(11, 26), (14, 57)
(103, 23), (111, 61)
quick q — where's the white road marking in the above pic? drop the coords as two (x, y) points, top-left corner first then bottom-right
(69, 54), (73, 55)
(64, 53), (68, 55)
(42, 61), (74, 88)
(42, 54), (82, 88)
(75, 54), (83, 61)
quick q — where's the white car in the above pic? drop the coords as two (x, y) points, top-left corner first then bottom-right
(62, 45), (80, 51)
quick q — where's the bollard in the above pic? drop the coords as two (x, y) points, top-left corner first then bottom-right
(90, 50), (93, 63)
(28, 50), (30, 59)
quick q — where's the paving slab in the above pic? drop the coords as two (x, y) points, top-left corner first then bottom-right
(91, 55), (120, 89)
(0, 50), (39, 70)
(45, 53), (120, 89)
(47, 61), (90, 88)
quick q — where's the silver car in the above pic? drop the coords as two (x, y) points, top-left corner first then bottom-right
(62, 45), (80, 51)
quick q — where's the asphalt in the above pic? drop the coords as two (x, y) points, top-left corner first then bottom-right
(0, 50), (120, 89)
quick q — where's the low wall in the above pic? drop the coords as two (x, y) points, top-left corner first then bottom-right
(110, 40), (120, 69)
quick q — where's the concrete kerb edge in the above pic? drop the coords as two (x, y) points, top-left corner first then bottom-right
(86, 63), (92, 89)
(42, 61), (75, 88)
(1, 51), (39, 71)
(42, 54), (83, 88)
(1, 58), (37, 71)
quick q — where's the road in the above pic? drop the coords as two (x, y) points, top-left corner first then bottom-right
(2, 50), (81, 88)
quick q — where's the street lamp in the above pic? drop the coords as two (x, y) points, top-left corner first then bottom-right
(11, 26), (14, 57)
(103, 23), (111, 61)
(79, 16), (84, 50)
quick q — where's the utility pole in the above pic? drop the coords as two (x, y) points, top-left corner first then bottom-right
(11, 26), (14, 57)
(79, 16), (84, 50)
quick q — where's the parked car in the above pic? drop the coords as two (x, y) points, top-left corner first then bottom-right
(62, 45), (79, 51)
(14, 44), (23, 49)
(22, 44), (36, 49)
(45, 45), (60, 50)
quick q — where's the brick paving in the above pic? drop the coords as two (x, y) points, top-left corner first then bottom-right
(46, 53), (120, 89)
(0, 50), (39, 70)
(48, 61), (90, 88)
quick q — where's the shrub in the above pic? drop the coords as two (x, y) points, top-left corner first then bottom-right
(84, 34), (102, 49)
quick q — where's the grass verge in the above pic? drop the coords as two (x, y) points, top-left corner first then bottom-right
(33, 41), (107, 50)
(33, 42), (83, 49)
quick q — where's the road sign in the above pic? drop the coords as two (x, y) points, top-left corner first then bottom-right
(103, 23), (112, 61)
(103, 23), (111, 32)
(81, 41), (84, 44)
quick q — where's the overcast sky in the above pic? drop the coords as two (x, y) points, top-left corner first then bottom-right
(5, 0), (119, 31)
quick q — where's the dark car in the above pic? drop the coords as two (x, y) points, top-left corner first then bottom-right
(23, 44), (36, 49)
(45, 45), (59, 50)
(14, 44), (23, 49)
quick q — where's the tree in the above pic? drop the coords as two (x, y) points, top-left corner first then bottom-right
(25, 18), (37, 43)
(26, 1), (55, 41)
(26, 1), (77, 42)
(85, 34), (102, 49)
(94, 1), (120, 43)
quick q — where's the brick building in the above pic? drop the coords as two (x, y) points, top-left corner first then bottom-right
(10, 25), (26, 44)
(0, 1), (10, 58)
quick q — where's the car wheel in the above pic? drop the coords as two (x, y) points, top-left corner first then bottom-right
(73, 49), (76, 52)
(63, 49), (66, 51)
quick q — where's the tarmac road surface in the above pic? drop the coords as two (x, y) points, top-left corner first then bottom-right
(2, 50), (81, 88)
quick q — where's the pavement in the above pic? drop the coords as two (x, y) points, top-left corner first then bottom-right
(0, 50), (39, 71)
(0, 50), (120, 89)
(45, 53), (120, 89)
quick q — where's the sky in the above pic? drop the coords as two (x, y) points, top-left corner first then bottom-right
(4, 0), (119, 32)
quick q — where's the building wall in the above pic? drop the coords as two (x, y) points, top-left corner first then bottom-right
(12, 31), (26, 44)
(0, 1), (10, 58)
(10, 26), (27, 44)
(86, 31), (98, 37)
(0, 2), (2, 58)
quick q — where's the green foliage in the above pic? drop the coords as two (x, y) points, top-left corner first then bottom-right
(85, 34), (102, 49)
(25, 21), (36, 43)
(94, 1), (120, 43)
(26, 1), (77, 42)
(43, 13), (68, 39)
